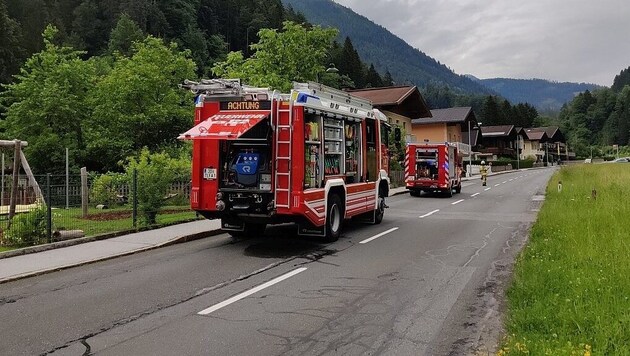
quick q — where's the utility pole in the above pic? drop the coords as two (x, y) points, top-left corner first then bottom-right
(467, 120), (472, 177)
(545, 143), (549, 166)
(516, 138), (520, 169)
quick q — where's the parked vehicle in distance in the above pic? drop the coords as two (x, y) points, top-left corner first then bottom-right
(584, 158), (592, 163)
(405, 142), (464, 197)
(611, 157), (630, 163)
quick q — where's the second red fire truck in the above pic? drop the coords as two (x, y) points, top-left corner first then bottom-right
(179, 79), (393, 241)
(405, 142), (464, 197)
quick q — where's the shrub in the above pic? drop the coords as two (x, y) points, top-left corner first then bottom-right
(125, 149), (175, 225)
(3, 207), (48, 246)
(90, 172), (128, 207)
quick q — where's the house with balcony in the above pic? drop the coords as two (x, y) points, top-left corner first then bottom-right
(348, 86), (431, 142)
(478, 125), (519, 160)
(520, 126), (567, 162)
(410, 107), (480, 155)
(520, 128), (548, 161)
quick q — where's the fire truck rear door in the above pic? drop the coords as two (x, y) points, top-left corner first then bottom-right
(178, 110), (270, 140)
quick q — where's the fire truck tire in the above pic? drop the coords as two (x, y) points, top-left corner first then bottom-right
(374, 190), (385, 224)
(455, 183), (462, 194)
(445, 186), (453, 197)
(409, 190), (420, 197)
(324, 194), (343, 242)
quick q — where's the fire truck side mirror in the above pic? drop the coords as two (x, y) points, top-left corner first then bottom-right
(394, 127), (401, 142)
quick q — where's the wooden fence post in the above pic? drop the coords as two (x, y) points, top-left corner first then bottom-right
(7, 140), (21, 228)
(81, 167), (88, 217)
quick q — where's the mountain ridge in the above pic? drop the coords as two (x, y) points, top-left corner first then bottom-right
(470, 77), (602, 111)
(284, 0), (602, 111)
(282, 0), (495, 95)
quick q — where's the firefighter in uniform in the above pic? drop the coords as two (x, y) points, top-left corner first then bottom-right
(480, 160), (488, 186)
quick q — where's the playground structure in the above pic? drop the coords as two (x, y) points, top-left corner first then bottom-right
(0, 140), (45, 228)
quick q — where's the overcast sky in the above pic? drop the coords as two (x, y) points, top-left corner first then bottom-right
(333, 0), (630, 86)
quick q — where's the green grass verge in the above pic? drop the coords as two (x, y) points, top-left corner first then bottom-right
(1, 205), (200, 247)
(500, 165), (630, 355)
(50, 205), (199, 237)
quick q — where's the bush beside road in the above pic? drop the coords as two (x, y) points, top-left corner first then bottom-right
(500, 165), (630, 355)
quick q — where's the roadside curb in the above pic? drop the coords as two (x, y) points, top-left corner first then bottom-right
(0, 228), (225, 284)
(0, 218), (209, 260)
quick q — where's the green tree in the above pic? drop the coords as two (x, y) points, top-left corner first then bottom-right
(612, 66), (630, 93)
(179, 24), (210, 75)
(1, 25), (96, 174)
(107, 13), (144, 56)
(0, 0), (25, 85)
(481, 95), (501, 126)
(613, 86), (630, 145)
(70, 0), (109, 54)
(87, 36), (196, 171)
(365, 63), (383, 88)
(338, 37), (365, 88)
(212, 21), (338, 91)
(382, 70), (394, 86)
(5, 0), (50, 56)
(285, 4), (308, 24)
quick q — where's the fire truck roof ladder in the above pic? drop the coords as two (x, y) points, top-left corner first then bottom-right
(293, 82), (374, 120)
(180, 79), (275, 100)
(274, 93), (293, 209)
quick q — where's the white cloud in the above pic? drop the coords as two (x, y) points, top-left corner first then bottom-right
(333, 0), (630, 85)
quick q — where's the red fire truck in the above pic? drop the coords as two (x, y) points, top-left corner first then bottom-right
(405, 142), (464, 197)
(179, 79), (392, 241)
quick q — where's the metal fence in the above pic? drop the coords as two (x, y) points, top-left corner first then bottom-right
(389, 170), (405, 188)
(0, 171), (195, 248)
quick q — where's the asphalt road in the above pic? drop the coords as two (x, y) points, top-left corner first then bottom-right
(0, 168), (556, 356)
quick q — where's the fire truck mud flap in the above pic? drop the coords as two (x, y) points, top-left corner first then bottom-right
(298, 224), (326, 237)
(221, 217), (245, 232)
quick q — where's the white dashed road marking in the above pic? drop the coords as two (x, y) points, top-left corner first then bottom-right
(198, 268), (308, 315)
(360, 227), (399, 244)
(420, 209), (440, 218)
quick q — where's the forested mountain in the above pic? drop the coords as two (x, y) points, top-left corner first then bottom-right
(0, 0), (302, 83)
(281, 0), (494, 95)
(470, 77), (602, 112)
(0, 0), (394, 174)
(558, 66), (630, 156)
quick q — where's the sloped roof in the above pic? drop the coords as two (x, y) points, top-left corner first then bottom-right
(462, 129), (481, 147)
(412, 107), (475, 125)
(531, 126), (564, 141)
(523, 129), (548, 141)
(481, 125), (516, 137)
(348, 86), (431, 119)
(349, 86), (415, 105)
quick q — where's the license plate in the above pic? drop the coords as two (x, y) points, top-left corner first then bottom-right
(203, 168), (217, 180)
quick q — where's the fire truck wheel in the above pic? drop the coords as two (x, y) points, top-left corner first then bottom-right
(455, 183), (462, 194)
(409, 190), (420, 197)
(324, 194), (343, 242)
(374, 191), (385, 224)
(445, 186), (453, 197)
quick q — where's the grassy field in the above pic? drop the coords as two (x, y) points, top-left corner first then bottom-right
(500, 164), (630, 355)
